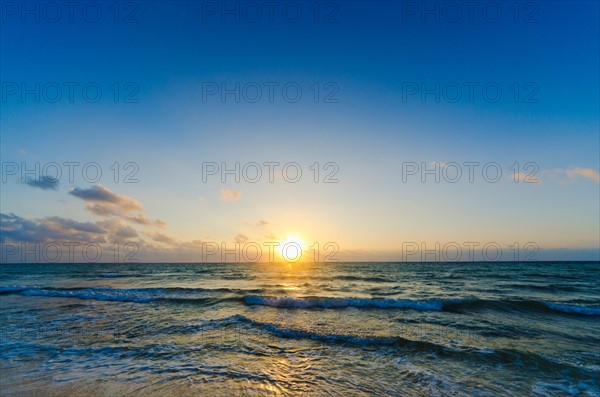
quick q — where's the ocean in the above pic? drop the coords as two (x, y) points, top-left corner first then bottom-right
(1, 262), (599, 396)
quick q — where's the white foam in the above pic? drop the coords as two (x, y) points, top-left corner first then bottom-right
(244, 295), (443, 310)
(544, 302), (600, 315)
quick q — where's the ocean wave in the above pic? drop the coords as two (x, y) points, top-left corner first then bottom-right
(444, 298), (600, 316)
(4, 286), (600, 316)
(209, 315), (599, 376)
(543, 302), (600, 315)
(21, 287), (170, 303)
(501, 282), (581, 292)
(244, 295), (444, 310)
(266, 275), (395, 283)
(0, 286), (27, 294)
(100, 273), (125, 278)
(245, 295), (600, 316)
(2, 286), (258, 304)
(230, 314), (402, 346)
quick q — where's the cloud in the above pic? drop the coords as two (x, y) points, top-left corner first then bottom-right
(512, 172), (541, 184)
(234, 234), (249, 244)
(70, 185), (143, 212)
(45, 216), (106, 234)
(0, 213), (106, 244)
(114, 226), (138, 239)
(96, 219), (138, 242)
(70, 185), (164, 227)
(542, 167), (600, 185)
(244, 219), (269, 228)
(25, 176), (59, 191)
(127, 214), (166, 228)
(244, 220), (275, 240)
(178, 239), (204, 250)
(143, 232), (208, 251)
(0, 212), (218, 262)
(0, 213), (144, 247)
(198, 196), (206, 204)
(566, 168), (600, 184)
(220, 189), (242, 201)
(149, 232), (178, 246)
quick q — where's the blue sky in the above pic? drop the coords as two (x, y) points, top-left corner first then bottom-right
(1, 1), (599, 262)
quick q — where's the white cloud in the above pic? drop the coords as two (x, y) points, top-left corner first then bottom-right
(220, 189), (242, 201)
(565, 168), (600, 184)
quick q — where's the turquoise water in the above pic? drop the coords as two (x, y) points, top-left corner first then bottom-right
(1, 262), (599, 396)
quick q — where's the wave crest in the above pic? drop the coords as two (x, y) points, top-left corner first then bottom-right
(544, 302), (600, 315)
(244, 295), (444, 310)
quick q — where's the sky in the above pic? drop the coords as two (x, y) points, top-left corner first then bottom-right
(1, 0), (599, 263)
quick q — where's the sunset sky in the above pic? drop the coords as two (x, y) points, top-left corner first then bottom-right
(1, 1), (599, 262)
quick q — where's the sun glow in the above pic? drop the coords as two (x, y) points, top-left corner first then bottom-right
(277, 235), (306, 262)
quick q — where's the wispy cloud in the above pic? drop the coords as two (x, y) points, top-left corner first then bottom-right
(25, 176), (59, 191)
(512, 172), (540, 184)
(70, 185), (142, 212)
(148, 232), (178, 246)
(220, 189), (242, 201)
(542, 167), (600, 185)
(234, 233), (249, 243)
(565, 168), (600, 184)
(128, 214), (166, 228)
(70, 185), (164, 227)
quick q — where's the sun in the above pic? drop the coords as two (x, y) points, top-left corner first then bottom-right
(277, 235), (306, 262)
